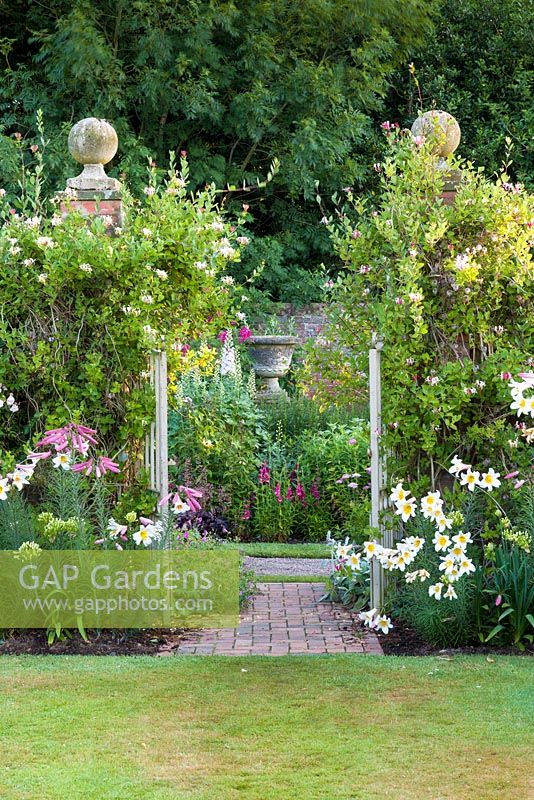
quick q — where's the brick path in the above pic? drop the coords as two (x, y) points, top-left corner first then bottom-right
(172, 582), (383, 656)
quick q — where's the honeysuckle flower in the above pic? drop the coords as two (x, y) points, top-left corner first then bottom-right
(375, 615), (392, 634)
(433, 532), (451, 552)
(460, 468), (480, 491)
(428, 582), (444, 600)
(449, 455), (471, 475)
(52, 452), (71, 470)
(444, 584), (458, 600)
(35, 236), (55, 248)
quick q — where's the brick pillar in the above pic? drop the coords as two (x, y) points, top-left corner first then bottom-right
(60, 117), (122, 226)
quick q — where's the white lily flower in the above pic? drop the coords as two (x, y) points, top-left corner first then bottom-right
(52, 453), (71, 471)
(479, 468), (501, 491)
(449, 454), (471, 475)
(428, 582), (444, 600)
(394, 497), (417, 522)
(460, 468), (480, 491)
(375, 615), (393, 634)
(444, 584), (458, 600)
(433, 532), (452, 552)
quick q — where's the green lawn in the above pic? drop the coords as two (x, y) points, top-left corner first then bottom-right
(1, 655), (532, 800)
(225, 541), (331, 558)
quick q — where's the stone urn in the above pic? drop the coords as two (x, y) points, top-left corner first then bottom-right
(245, 335), (299, 402)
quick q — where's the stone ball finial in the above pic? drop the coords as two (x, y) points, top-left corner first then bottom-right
(68, 118), (118, 165)
(66, 118), (120, 193)
(411, 110), (461, 158)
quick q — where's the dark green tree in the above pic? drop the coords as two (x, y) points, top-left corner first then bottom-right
(388, 0), (534, 187)
(0, 0), (436, 301)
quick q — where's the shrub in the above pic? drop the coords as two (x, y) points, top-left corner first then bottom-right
(0, 149), (240, 472)
(310, 122), (534, 478)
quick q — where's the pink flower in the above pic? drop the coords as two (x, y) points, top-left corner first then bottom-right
(296, 483), (306, 504)
(72, 459), (94, 476)
(285, 486), (293, 501)
(238, 326), (252, 343)
(495, 595), (502, 607)
(181, 486), (202, 512)
(218, 330), (228, 343)
(258, 463), (270, 484)
(380, 121), (393, 131)
(348, 438), (357, 445)
(504, 471), (520, 480)
(501, 372), (512, 381)
(514, 480), (525, 489)
(96, 456), (120, 477)
(26, 451), (51, 461)
(242, 507), (251, 520)
(274, 483), (282, 503)
(351, 229), (362, 239)
(395, 297), (404, 305)
(310, 482), (320, 500)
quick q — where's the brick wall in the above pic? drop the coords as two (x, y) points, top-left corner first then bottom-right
(275, 303), (328, 344)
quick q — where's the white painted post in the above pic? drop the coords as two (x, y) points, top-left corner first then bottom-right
(146, 350), (169, 506)
(369, 335), (389, 609)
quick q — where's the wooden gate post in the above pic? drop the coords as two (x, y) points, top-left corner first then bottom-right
(145, 350), (169, 506)
(369, 335), (389, 608)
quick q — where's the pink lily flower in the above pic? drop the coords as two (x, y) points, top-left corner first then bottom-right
(72, 459), (93, 475)
(96, 456), (120, 476)
(26, 451), (52, 461)
(180, 486), (202, 512)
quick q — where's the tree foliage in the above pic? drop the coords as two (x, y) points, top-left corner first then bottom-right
(390, 0), (534, 187)
(0, 0), (436, 299)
